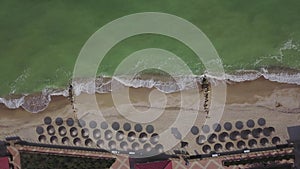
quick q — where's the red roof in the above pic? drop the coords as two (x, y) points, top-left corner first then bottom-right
(134, 160), (172, 169)
(0, 157), (9, 169)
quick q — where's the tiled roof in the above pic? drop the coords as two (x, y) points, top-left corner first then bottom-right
(0, 157), (9, 169)
(135, 160), (172, 169)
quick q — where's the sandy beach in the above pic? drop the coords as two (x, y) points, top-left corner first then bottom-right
(0, 77), (299, 155)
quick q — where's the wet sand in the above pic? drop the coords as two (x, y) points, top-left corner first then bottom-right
(0, 77), (299, 155)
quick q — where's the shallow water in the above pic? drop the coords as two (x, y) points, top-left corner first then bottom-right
(0, 0), (300, 97)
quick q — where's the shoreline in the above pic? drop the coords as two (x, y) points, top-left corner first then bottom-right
(1, 68), (300, 113)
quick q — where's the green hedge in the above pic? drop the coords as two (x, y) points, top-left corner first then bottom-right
(20, 152), (115, 169)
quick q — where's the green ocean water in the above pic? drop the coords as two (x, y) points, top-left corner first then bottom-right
(1, 0), (300, 96)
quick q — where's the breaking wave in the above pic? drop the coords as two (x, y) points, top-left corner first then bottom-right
(0, 68), (300, 113)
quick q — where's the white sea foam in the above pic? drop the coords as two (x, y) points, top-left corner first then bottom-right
(0, 96), (25, 109)
(224, 69), (300, 85)
(263, 73), (300, 85)
(1, 69), (300, 113)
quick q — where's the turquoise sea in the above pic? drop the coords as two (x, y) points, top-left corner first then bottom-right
(0, 0), (300, 110)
